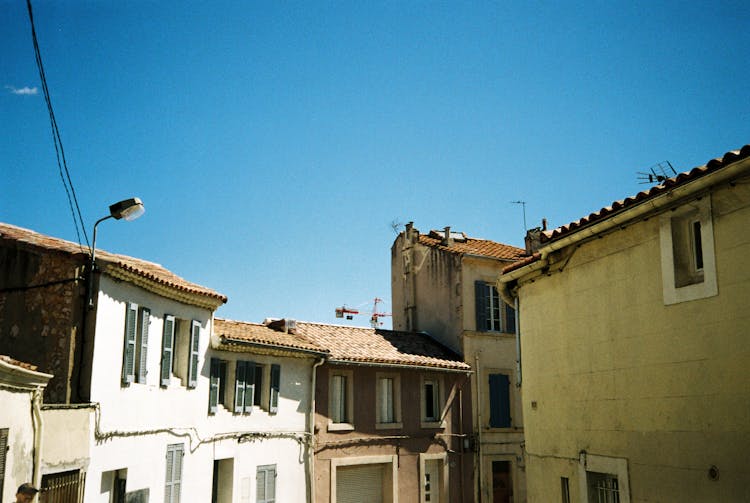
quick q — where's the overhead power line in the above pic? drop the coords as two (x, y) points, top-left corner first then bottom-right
(26, 0), (89, 249)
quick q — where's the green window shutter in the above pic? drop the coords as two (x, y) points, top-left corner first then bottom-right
(244, 362), (256, 414)
(269, 364), (280, 414)
(234, 360), (246, 413)
(122, 302), (138, 385)
(209, 358), (220, 414)
(505, 302), (516, 334)
(165, 443), (184, 503)
(188, 320), (200, 389)
(161, 315), (175, 387)
(475, 281), (488, 332)
(137, 307), (150, 383)
(489, 373), (511, 428)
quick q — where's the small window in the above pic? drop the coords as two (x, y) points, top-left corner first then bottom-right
(328, 369), (354, 430)
(122, 304), (151, 386)
(256, 464), (276, 503)
(165, 443), (184, 503)
(561, 477), (571, 503)
(376, 373), (402, 428)
(209, 358), (227, 414)
(475, 282), (516, 333)
(488, 373), (512, 428)
(421, 376), (444, 427)
(587, 472), (620, 503)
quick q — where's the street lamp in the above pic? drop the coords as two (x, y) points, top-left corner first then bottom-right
(87, 197), (145, 308)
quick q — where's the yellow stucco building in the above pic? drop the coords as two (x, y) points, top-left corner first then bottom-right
(498, 144), (750, 502)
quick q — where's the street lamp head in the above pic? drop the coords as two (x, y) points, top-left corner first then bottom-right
(109, 197), (145, 221)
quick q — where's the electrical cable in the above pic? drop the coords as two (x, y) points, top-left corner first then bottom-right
(26, 0), (89, 250)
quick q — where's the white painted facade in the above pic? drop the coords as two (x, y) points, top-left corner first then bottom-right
(43, 275), (314, 502)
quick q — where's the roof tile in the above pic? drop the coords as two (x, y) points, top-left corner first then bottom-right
(418, 231), (525, 261)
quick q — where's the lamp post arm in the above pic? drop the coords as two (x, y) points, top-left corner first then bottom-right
(87, 214), (113, 309)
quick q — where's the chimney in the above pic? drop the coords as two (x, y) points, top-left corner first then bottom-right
(442, 226), (452, 246)
(405, 221), (418, 244)
(525, 227), (542, 255)
(266, 318), (297, 334)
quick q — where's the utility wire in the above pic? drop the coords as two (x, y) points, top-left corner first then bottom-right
(26, 0), (89, 250)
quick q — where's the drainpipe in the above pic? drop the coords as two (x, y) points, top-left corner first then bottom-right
(307, 357), (325, 503)
(514, 296), (522, 388)
(474, 352), (483, 502)
(32, 386), (44, 488)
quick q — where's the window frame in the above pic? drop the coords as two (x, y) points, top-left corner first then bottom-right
(577, 453), (631, 503)
(475, 281), (516, 334)
(375, 372), (402, 429)
(328, 369), (354, 431)
(420, 375), (445, 429)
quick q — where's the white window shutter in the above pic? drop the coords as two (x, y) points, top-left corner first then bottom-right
(234, 360), (246, 413)
(137, 307), (150, 383)
(188, 320), (200, 389)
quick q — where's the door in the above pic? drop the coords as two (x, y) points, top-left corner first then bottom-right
(492, 460), (512, 503)
(424, 459), (442, 503)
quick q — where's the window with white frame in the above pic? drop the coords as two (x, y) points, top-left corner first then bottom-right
(475, 282), (516, 333)
(578, 453), (630, 503)
(329, 369), (354, 429)
(659, 197), (717, 305)
(122, 303), (150, 386)
(256, 464), (276, 503)
(376, 372), (402, 428)
(421, 376), (444, 428)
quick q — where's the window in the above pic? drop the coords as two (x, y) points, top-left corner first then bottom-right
(122, 303), (150, 385)
(561, 477), (571, 503)
(421, 376), (444, 428)
(488, 373), (511, 428)
(475, 282), (516, 333)
(269, 364), (280, 414)
(161, 314), (176, 387)
(659, 197), (717, 305)
(256, 464), (276, 503)
(40, 469), (85, 503)
(578, 453), (630, 503)
(165, 443), (184, 503)
(376, 373), (402, 429)
(234, 360), (256, 414)
(587, 472), (620, 503)
(329, 370), (354, 430)
(253, 364), (264, 407)
(209, 358), (227, 414)
(491, 460), (512, 503)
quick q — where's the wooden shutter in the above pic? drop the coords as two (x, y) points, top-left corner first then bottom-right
(234, 361), (246, 413)
(137, 307), (150, 383)
(188, 320), (200, 389)
(209, 358), (220, 414)
(256, 465), (276, 503)
(269, 364), (280, 414)
(161, 315), (176, 387)
(165, 443), (184, 503)
(505, 302), (516, 334)
(475, 281), (488, 332)
(122, 302), (138, 385)
(489, 373), (511, 428)
(244, 362), (255, 414)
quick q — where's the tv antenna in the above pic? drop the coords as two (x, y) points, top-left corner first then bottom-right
(511, 201), (527, 231)
(637, 161), (677, 185)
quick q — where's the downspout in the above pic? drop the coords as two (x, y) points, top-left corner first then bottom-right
(32, 386), (44, 488)
(514, 296), (521, 388)
(307, 357), (325, 503)
(474, 352), (483, 502)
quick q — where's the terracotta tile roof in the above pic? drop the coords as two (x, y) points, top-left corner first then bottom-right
(0, 222), (227, 303)
(419, 230), (525, 262)
(294, 322), (470, 371)
(543, 144), (750, 243)
(214, 318), (327, 355)
(0, 355), (38, 371)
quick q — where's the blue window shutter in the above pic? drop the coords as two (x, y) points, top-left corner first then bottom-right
(161, 315), (175, 387)
(505, 302), (516, 334)
(122, 302), (138, 385)
(234, 361), (246, 413)
(475, 281), (487, 332)
(244, 362), (255, 414)
(489, 373), (511, 428)
(209, 358), (220, 414)
(269, 364), (280, 414)
(137, 307), (150, 383)
(188, 320), (200, 389)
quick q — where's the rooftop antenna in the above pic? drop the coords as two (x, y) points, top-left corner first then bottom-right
(511, 201), (527, 231)
(637, 161), (677, 185)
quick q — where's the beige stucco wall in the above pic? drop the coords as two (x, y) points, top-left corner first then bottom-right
(516, 179), (750, 502)
(0, 389), (35, 502)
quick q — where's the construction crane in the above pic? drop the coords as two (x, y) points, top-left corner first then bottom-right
(335, 297), (392, 328)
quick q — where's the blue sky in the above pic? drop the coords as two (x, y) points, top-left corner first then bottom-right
(2, 1), (749, 327)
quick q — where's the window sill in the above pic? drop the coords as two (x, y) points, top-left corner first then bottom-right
(420, 420), (446, 429)
(375, 422), (403, 430)
(327, 422), (355, 432)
